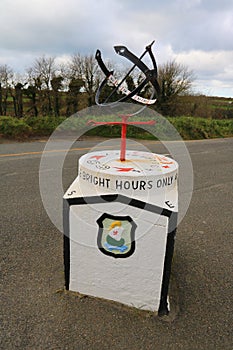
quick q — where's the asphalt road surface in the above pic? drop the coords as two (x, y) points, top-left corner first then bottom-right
(1, 137), (232, 350)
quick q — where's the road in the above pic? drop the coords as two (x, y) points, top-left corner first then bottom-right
(0, 137), (232, 350)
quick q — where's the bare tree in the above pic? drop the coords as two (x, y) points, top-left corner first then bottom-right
(157, 60), (195, 115)
(32, 55), (56, 90)
(28, 56), (56, 115)
(69, 53), (101, 106)
(0, 64), (13, 115)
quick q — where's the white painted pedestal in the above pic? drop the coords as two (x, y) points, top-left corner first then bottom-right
(63, 150), (178, 315)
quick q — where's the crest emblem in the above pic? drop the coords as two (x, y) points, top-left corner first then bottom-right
(97, 213), (136, 258)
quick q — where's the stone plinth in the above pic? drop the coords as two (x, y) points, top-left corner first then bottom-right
(63, 150), (178, 314)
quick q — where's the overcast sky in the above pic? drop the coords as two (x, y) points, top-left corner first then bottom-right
(0, 0), (232, 97)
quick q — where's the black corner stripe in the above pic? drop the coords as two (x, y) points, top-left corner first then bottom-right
(66, 194), (175, 218)
(63, 199), (70, 290)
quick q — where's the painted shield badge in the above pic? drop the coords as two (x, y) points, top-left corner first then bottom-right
(97, 213), (136, 258)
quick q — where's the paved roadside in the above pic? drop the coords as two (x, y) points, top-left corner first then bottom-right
(0, 138), (232, 349)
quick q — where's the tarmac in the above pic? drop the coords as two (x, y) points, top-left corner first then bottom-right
(0, 138), (232, 349)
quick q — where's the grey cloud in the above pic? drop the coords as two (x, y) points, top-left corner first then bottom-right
(0, 0), (232, 97)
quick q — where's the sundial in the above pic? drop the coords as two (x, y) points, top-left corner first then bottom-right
(63, 41), (179, 316)
(89, 41), (160, 161)
(95, 40), (160, 107)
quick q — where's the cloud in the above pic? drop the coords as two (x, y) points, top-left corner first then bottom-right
(175, 50), (233, 96)
(0, 0), (232, 97)
(119, 1), (233, 52)
(175, 50), (233, 77)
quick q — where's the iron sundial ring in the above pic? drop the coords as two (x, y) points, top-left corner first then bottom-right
(95, 41), (160, 107)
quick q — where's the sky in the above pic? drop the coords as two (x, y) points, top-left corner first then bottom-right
(0, 0), (232, 97)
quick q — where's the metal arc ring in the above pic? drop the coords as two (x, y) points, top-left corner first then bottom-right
(95, 42), (160, 108)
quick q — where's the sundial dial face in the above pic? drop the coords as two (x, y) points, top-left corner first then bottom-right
(82, 150), (177, 176)
(77, 150), (179, 201)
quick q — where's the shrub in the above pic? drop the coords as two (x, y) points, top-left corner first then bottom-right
(24, 116), (66, 136)
(0, 116), (32, 138)
(0, 115), (232, 140)
(169, 116), (233, 139)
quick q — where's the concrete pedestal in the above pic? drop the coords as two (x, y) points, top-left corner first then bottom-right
(63, 150), (178, 314)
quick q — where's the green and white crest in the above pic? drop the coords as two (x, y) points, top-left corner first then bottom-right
(97, 213), (136, 258)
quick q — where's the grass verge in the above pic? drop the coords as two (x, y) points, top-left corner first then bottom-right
(0, 115), (232, 141)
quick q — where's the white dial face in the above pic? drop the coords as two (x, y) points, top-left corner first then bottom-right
(81, 150), (178, 177)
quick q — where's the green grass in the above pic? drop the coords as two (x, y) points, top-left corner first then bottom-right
(24, 116), (66, 136)
(86, 116), (233, 140)
(0, 116), (32, 138)
(0, 115), (232, 140)
(169, 116), (233, 139)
